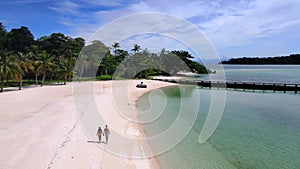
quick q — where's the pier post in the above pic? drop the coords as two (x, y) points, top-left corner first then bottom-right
(234, 82), (237, 90)
(295, 84), (298, 94)
(209, 81), (211, 89)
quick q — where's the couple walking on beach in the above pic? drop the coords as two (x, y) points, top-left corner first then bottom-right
(97, 125), (110, 144)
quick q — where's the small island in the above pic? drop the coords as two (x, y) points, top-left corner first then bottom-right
(221, 54), (300, 64)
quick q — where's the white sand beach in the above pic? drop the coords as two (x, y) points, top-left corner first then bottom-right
(0, 80), (176, 169)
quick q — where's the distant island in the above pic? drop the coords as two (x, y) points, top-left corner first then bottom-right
(221, 54), (300, 64)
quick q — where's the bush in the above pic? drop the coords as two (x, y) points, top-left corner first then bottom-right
(96, 75), (112, 80)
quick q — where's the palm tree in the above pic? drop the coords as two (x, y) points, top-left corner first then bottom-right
(112, 42), (120, 57)
(36, 50), (55, 86)
(75, 54), (89, 82)
(57, 57), (76, 85)
(17, 52), (34, 90)
(0, 51), (19, 92)
(30, 45), (41, 86)
(131, 44), (141, 53)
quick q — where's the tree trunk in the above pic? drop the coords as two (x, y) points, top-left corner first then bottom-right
(64, 76), (67, 85)
(19, 76), (23, 90)
(41, 71), (46, 87)
(35, 71), (38, 86)
(0, 75), (3, 92)
(79, 71), (83, 82)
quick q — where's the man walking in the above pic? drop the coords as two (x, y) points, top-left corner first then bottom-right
(104, 125), (110, 144)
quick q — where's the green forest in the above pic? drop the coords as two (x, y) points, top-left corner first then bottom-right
(221, 54), (300, 64)
(0, 23), (209, 92)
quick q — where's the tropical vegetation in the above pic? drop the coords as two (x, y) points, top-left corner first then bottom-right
(0, 22), (210, 92)
(0, 23), (84, 92)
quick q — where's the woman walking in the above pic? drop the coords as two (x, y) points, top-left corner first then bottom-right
(96, 126), (104, 143)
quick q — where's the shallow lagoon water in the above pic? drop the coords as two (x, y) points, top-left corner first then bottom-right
(138, 88), (300, 169)
(137, 65), (300, 169)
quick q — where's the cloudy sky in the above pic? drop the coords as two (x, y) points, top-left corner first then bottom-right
(1, 0), (300, 59)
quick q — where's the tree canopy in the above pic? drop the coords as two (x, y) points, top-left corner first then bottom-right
(0, 23), (85, 91)
(76, 42), (210, 80)
(0, 22), (210, 91)
(6, 26), (35, 53)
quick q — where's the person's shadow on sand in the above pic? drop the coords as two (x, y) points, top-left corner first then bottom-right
(87, 140), (105, 144)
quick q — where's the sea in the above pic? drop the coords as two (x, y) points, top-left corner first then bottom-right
(137, 65), (300, 169)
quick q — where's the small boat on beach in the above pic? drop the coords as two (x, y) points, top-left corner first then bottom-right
(136, 82), (147, 88)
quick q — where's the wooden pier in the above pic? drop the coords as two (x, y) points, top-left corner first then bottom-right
(152, 78), (300, 93)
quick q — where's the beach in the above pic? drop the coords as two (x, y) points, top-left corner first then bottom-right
(0, 80), (176, 169)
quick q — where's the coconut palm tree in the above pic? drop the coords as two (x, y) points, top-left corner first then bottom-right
(29, 45), (42, 86)
(17, 52), (34, 90)
(131, 44), (141, 53)
(75, 54), (89, 82)
(36, 50), (56, 86)
(0, 51), (20, 92)
(112, 42), (120, 57)
(57, 57), (76, 85)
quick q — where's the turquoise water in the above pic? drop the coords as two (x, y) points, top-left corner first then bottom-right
(137, 65), (300, 169)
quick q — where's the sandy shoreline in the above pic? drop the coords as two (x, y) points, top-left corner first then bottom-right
(0, 80), (176, 169)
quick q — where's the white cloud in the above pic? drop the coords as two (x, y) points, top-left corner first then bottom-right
(119, 34), (189, 53)
(49, 1), (80, 14)
(83, 13), (219, 63)
(70, 0), (300, 57)
(3, 0), (52, 5)
(187, 0), (300, 57)
(60, 20), (74, 26)
(82, 0), (123, 7)
(129, 1), (152, 13)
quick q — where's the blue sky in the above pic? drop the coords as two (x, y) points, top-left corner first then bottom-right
(1, 0), (300, 59)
